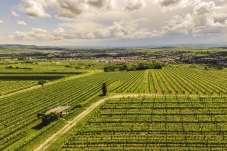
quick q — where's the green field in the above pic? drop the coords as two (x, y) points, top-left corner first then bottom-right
(0, 80), (37, 95)
(61, 96), (227, 150)
(0, 72), (82, 95)
(0, 60), (105, 72)
(0, 63), (227, 150)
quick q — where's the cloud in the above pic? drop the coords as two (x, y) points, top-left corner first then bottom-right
(155, 0), (200, 11)
(49, 0), (116, 18)
(125, 0), (146, 11)
(154, 1), (227, 37)
(10, 0), (227, 42)
(8, 35), (15, 40)
(75, 18), (158, 39)
(23, 0), (51, 17)
(11, 11), (20, 17)
(159, 0), (180, 6)
(14, 28), (55, 40)
(156, 1), (227, 37)
(160, 14), (193, 36)
(192, 24), (227, 36)
(12, 19), (160, 41)
(91, 19), (148, 38)
(193, 2), (221, 16)
(0, 20), (3, 24)
(192, 1), (227, 36)
(17, 21), (27, 26)
(213, 13), (227, 23)
(49, 0), (87, 18)
(87, 0), (116, 10)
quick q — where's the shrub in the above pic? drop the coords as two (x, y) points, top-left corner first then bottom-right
(38, 79), (46, 86)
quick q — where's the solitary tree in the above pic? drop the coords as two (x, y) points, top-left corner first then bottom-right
(38, 79), (46, 86)
(102, 83), (107, 96)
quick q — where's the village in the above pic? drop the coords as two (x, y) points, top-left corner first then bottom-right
(25, 47), (227, 67)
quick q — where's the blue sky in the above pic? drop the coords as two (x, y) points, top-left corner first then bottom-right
(0, 0), (227, 46)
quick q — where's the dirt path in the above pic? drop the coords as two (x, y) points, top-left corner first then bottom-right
(33, 96), (106, 151)
(33, 94), (157, 151)
(34, 93), (221, 151)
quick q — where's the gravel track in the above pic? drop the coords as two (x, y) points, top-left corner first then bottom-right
(33, 94), (148, 151)
(34, 93), (222, 151)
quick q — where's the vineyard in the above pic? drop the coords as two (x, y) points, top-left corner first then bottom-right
(0, 80), (37, 95)
(0, 72), (79, 95)
(111, 67), (227, 95)
(0, 71), (143, 150)
(63, 96), (227, 150)
(0, 67), (227, 150)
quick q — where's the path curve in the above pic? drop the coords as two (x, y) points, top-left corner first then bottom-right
(33, 93), (221, 151)
(34, 94), (154, 151)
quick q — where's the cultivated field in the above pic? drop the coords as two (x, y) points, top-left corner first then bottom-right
(0, 65), (227, 150)
(62, 96), (227, 150)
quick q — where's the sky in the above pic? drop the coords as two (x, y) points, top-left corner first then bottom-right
(0, 0), (227, 46)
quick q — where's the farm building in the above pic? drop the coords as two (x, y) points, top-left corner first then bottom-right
(37, 105), (70, 125)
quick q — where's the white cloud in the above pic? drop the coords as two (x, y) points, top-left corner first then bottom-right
(87, 0), (116, 11)
(160, 14), (193, 36)
(125, 0), (146, 11)
(14, 28), (55, 40)
(156, 1), (227, 37)
(212, 13), (227, 23)
(157, 0), (181, 7)
(8, 35), (15, 40)
(12, 19), (160, 41)
(23, 0), (51, 17)
(192, 24), (227, 36)
(85, 18), (158, 39)
(49, 0), (116, 18)
(154, 1), (227, 37)
(192, 1), (227, 36)
(193, 2), (221, 16)
(22, 0), (116, 18)
(0, 20), (3, 24)
(17, 21), (27, 26)
(11, 11), (20, 17)
(7, 0), (227, 44)
(155, 0), (200, 11)
(49, 0), (87, 18)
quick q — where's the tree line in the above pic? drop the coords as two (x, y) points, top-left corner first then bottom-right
(104, 61), (165, 72)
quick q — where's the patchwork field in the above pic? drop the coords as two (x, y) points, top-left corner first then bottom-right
(0, 66), (227, 150)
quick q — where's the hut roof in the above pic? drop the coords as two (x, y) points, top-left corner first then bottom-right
(45, 106), (70, 115)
